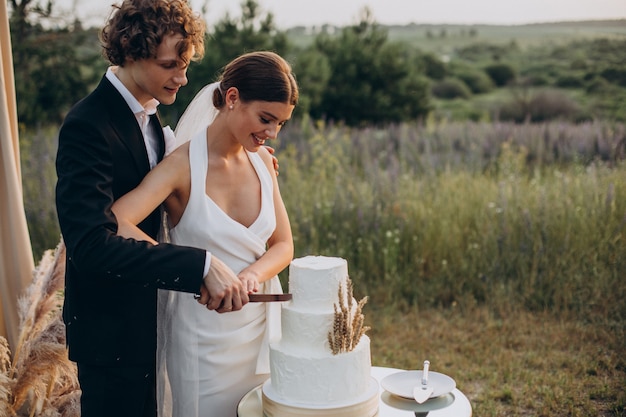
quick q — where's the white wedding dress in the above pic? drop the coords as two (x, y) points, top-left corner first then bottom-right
(156, 125), (283, 417)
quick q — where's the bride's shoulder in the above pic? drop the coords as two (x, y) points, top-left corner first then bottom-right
(162, 142), (191, 168)
(257, 145), (274, 164)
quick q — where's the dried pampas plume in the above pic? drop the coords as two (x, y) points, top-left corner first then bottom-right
(0, 239), (80, 417)
(327, 277), (370, 355)
(0, 336), (15, 416)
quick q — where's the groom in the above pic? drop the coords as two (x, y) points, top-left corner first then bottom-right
(55, 1), (248, 416)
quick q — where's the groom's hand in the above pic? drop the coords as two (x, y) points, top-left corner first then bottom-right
(200, 256), (249, 313)
(264, 145), (279, 176)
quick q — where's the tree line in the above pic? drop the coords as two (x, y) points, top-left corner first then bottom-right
(9, 0), (429, 128)
(9, 0), (626, 128)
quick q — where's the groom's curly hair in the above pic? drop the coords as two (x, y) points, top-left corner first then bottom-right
(100, 0), (205, 67)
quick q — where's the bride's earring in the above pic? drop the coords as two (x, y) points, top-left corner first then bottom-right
(229, 104), (234, 110)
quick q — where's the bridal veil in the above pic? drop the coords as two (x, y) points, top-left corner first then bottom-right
(156, 81), (220, 417)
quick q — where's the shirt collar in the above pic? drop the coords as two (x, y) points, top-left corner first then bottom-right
(106, 67), (159, 116)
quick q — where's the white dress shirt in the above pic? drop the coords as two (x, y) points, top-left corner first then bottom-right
(105, 67), (211, 278)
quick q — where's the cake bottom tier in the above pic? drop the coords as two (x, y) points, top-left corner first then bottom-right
(268, 336), (371, 404)
(262, 377), (379, 417)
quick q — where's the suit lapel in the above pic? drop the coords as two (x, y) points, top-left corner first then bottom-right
(98, 78), (151, 174)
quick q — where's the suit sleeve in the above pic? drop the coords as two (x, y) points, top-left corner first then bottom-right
(55, 109), (205, 293)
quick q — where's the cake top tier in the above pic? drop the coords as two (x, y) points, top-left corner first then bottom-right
(289, 256), (348, 311)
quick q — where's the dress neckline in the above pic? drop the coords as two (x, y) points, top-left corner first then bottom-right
(204, 150), (263, 230)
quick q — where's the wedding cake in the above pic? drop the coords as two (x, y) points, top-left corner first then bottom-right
(262, 256), (379, 417)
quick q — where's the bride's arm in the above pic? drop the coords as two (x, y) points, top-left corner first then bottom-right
(111, 147), (189, 244)
(237, 148), (293, 292)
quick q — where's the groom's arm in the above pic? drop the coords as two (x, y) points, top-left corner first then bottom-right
(56, 109), (205, 294)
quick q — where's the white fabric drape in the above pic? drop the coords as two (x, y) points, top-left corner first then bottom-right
(0, 1), (35, 350)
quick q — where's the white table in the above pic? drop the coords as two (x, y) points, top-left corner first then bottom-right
(237, 366), (472, 416)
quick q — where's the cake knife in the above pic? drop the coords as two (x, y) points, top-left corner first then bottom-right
(248, 293), (293, 302)
(413, 360), (434, 404)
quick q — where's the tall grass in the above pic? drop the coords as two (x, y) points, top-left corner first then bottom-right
(19, 125), (61, 259)
(19, 119), (626, 323)
(276, 119), (626, 323)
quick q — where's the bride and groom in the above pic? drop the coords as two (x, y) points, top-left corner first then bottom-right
(55, 1), (298, 416)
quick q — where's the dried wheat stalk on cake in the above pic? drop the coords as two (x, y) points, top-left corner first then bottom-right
(328, 277), (370, 355)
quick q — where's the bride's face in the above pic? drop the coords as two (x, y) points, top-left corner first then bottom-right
(232, 100), (294, 151)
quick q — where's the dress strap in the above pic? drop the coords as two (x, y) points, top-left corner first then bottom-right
(188, 130), (208, 204)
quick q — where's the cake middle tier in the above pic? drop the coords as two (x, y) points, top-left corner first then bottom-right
(280, 302), (362, 353)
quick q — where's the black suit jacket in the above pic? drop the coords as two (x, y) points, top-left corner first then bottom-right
(56, 75), (205, 365)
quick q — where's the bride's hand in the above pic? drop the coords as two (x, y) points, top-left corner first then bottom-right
(238, 270), (260, 294)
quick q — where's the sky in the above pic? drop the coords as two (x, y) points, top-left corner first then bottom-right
(54, 0), (626, 29)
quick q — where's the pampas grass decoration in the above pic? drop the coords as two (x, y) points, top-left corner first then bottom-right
(0, 336), (16, 416)
(3, 239), (80, 417)
(11, 240), (66, 377)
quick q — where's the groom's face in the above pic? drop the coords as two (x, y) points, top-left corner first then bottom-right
(124, 33), (194, 106)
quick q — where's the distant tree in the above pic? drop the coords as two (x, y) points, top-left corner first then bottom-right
(484, 63), (516, 87)
(291, 48), (331, 118)
(307, 8), (430, 126)
(9, 0), (100, 125)
(161, 0), (291, 125)
(415, 52), (447, 80)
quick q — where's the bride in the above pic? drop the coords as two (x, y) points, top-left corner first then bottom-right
(111, 51), (298, 417)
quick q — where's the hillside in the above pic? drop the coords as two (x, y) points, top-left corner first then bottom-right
(286, 19), (626, 52)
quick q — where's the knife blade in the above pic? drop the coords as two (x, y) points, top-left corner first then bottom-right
(248, 293), (292, 302)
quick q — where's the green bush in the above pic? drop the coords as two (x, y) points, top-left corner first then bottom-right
(586, 76), (612, 94)
(414, 52), (447, 80)
(555, 73), (585, 88)
(600, 66), (626, 87)
(448, 62), (495, 94)
(431, 78), (472, 99)
(497, 88), (582, 123)
(484, 62), (517, 87)
(456, 69), (495, 94)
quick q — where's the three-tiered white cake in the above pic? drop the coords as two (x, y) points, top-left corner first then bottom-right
(262, 256), (379, 417)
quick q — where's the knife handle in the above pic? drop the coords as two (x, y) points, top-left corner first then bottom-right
(422, 360), (430, 385)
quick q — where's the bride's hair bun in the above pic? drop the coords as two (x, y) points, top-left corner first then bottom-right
(214, 51), (298, 108)
(212, 86), (225, 109)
